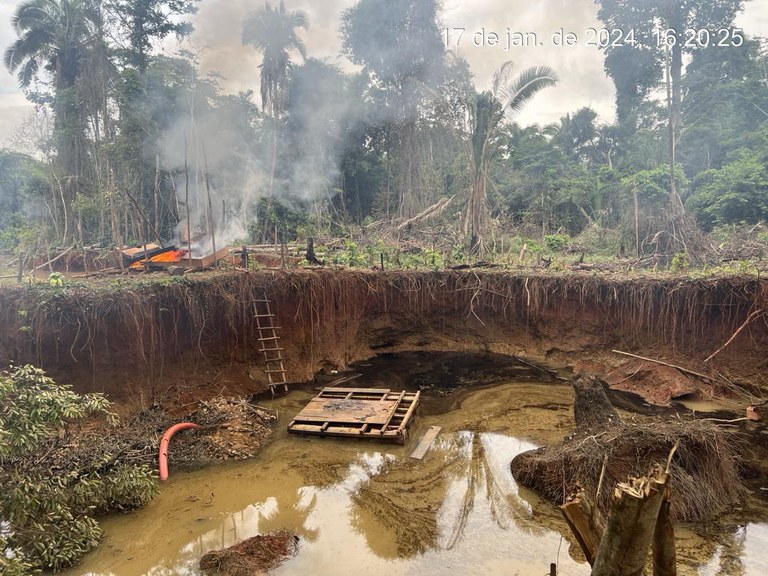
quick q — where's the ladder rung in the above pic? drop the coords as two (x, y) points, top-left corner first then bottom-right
(259, 347), (284, 352)
(254, 299), (272, 302)
(258, 336), (280, 341)
(266, 369), (286, 374)
(254, 313), (275, 318)
(257, 327), (282, 331)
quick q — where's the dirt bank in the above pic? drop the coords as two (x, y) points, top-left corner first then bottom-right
(0, 270), (765, 409)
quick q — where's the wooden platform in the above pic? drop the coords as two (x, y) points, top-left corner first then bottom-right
(288, 388), (420, 444)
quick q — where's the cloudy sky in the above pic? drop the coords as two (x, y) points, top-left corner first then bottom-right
(1, 0), (767, 144)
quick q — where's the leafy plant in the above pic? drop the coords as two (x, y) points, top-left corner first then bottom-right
(544, 234), (570, 252)
(671, 251), (689, 273)
(0, 365), (158, 571)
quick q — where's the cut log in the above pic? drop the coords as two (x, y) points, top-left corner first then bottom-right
(561, 491), (606, 565)
(591, 467), (669, 576)
(652, 493), (677, 576)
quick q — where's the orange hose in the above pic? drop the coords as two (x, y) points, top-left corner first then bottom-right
(159, 422), (203, 482)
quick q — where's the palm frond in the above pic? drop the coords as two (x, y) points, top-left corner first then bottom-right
(19, 58), (41, 87)
(497, 65), (559, 119)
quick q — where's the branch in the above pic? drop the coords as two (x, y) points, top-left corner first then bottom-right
(703, 309), (764, 364)
(611, 350), (714, 382)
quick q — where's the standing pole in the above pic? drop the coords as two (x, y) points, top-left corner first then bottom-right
(185, 136), (192, 268)
(203, 145), (217, 264)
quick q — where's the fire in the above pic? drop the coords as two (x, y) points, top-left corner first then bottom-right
(151, 249), (187, 263)
(130, 249), (188, 269)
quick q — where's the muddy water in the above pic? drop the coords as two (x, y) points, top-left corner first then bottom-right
(59, 371), (768, 576)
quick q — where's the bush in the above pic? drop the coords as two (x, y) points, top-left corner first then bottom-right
(0, 365), (158, 572)
(544, 234), (571, 252)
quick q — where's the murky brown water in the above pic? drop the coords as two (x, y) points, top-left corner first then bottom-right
(57, 371), (768, 576)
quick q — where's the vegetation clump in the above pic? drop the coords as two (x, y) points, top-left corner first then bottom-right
(0, 365), (158, 572)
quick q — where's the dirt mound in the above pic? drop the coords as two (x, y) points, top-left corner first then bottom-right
(510, 418), (743, 522)
(199, 530), (299, 576)
(605, 361), (698, 406)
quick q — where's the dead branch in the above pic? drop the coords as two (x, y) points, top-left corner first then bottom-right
(611, 350), (713, 382)
(703, 309), (765, 364)
(30, 245), (75, 273)
(397, 195), (456, 231)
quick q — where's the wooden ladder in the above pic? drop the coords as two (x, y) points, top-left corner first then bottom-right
(254, 295), (288, 395)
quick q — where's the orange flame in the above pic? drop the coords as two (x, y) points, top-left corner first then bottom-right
(130, 249), (188, 269)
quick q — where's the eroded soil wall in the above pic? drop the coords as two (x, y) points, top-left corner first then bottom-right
(0, 271), (765, 404)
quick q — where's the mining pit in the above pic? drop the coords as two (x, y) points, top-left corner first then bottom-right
(2, 270), (767, 575)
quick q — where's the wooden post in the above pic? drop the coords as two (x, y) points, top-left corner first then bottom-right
(185, 137), (192, 268)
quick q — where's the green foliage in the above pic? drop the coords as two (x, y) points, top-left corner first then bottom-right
(687, 151), (768, 229)
(0, 365), (158, 571)
(331, 240), (368, 267)
(544, 234), (570, 252)
(671, 251), (689, 273)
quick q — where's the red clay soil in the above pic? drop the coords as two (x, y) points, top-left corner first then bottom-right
(0, 270), (765, 412)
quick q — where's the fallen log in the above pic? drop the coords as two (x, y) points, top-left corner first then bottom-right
(30, 245), (75, 273)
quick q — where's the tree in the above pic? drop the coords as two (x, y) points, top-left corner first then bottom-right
(596, 0), (745, 216)
(4, 0), (100, 241)
(464, 62), (557, 253)
(107, 0), (198, 74)
(341, 0), (445, 218)
(0, 365), (157, 572)
(242, 1), (309, 203)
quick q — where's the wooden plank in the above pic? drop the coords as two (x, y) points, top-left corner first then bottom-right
(410, 426), (442, 459)
(394, 392), (421, 432)
(288, 387), (420, 444)
(319, 387), (390, 395)
(293, 398), (399, 424)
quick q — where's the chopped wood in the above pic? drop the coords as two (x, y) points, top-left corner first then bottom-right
(560, 491), (605, 565)
(591, 467), (669, 576)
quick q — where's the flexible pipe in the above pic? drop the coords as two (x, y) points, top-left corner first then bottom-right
(159, 422), (203, 482)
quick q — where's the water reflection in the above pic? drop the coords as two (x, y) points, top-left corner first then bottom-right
(698, 524), (768, 576)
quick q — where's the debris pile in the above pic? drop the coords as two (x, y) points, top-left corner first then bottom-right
(511, 418), (743, 522)
(199, 530), (299, 576)
(194, 397), (277, 461)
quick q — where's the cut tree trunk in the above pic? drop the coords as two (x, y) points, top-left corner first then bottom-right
(591, 468), (669, 576)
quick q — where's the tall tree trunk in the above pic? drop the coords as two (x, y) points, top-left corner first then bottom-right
(667, 0), (684, 216)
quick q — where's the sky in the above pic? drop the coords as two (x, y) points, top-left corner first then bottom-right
(1, 0), (767, 145)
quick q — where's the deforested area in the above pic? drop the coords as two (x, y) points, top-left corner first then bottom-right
(1, 0), (768, 575)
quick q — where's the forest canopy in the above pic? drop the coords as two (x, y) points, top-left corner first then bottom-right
(0, 0), (766, 262)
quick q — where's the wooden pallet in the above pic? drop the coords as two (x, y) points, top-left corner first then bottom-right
(254, 296), (288, 394)
(288, 388), (420, 444)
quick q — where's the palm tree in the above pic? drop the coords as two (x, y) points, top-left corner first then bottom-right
(464, 62), (558, 254)
(4, 0), (99, 242)
(242, 1), (308, 204)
